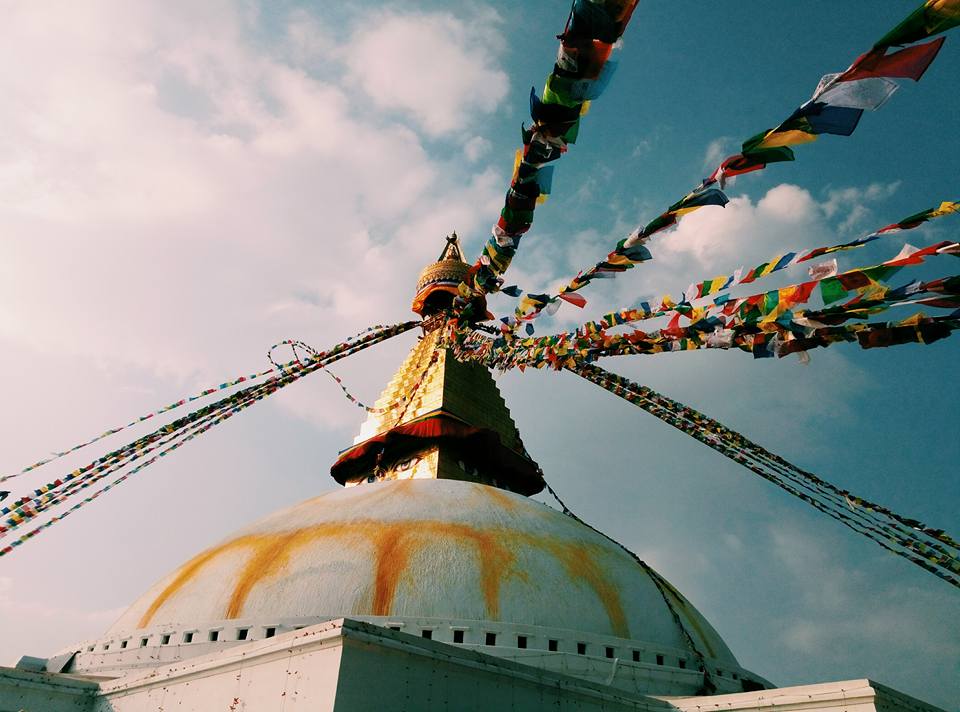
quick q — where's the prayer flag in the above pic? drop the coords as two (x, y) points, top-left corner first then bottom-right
(772, 253), (797, 271)
(559, 292), (588, 308)
(745, 126), (818, 151)
(712, 147), (796, 184)
(566, 0), (620, 43)
(793, 103), (863, 136)
(842, 38), (946, 82)
(820, 277), (849, 304)
(874, 0), (960, 48)
(809, 259), (839, 280)
(814, 73), (898, 110)
(667, 188), (730, 213)
(557, 39), (615, 79)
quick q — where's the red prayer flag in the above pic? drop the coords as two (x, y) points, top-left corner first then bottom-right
(836, 271), (872, 290)
(663, 312), (684, 337)
(558, 292), (587, 308)
(840, 37), (946, 82)
(785, 281), (818, 305)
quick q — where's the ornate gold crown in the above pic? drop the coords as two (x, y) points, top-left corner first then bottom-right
(412, 233), (470, 316)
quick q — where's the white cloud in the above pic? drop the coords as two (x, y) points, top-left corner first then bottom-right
(464, 136), (492, 162)
(344, 10), (509, 137)
(658, 183), (822, 269)
(0, 0), (514, 665)
(0, 1), (506, 380)
(631, 139), (652, 158)
(821, 181), (901, 233)
(768, 524), (960, 666)
(703, 137), (731, 170)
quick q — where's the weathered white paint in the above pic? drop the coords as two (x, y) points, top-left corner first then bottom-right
(93, 619), (668, 712)
(104, 480), (735, 661)
(662, 678), (946, 712)
(3, 621), (945, 712)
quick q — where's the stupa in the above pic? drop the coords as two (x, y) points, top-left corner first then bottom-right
(0, 237), (945, 711)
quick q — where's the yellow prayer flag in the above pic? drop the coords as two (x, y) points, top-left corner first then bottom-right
(708, 276), (727, 295)
(757, 129), (817, 149)
(928, 0), (960, 18)
(758, 256), (784, 278)
(898, 312), (926, 326)
(932, 201), (960, 217)
(511, 149), (523, 182)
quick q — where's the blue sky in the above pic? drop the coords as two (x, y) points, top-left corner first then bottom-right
(0, 1), (957, 708)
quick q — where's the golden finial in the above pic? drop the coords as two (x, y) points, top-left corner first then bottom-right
(412, 232), (470, 317)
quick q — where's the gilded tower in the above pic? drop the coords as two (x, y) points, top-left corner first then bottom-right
(331, 234), (544, 495)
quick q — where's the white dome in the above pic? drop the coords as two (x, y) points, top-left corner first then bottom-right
(106, 479), (737, 667)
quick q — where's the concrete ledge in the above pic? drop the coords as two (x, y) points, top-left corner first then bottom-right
(0, 666), (98, 712)
(662, 678), (947, 712)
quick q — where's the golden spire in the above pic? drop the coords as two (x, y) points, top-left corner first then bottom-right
(330, 234), (543, 495)
(411, 232), (471, 317)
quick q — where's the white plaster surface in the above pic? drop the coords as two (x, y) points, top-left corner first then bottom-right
(106, 479), (737, 669)
(2, 621), (946, 712)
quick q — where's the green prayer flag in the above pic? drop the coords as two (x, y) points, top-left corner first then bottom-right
(875, 3), (960, 48)
(862, 265), (902, 282)
(820, 277), (848, 304)
(763, 290), (779, 314)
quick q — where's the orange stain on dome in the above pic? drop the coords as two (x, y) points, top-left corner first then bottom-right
(475, 484), (520, 511)
(138, 540), (245, 629)
(538, 539), (630, 639)
(136, 517), (623, 635)
(226, 528), (330, 619)
(369, 524), (415, 616)
(137, 525), (355, 629)
(365, 521), (520, 618)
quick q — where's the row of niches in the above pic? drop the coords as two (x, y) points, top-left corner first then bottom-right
(393, 623), (740, 680)
(85, 623), (283, 653)
(70, 616), (761, 693)
(82, 622), (727, 679)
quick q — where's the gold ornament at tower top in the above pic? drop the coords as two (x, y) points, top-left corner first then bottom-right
(411, 232), (471, 317)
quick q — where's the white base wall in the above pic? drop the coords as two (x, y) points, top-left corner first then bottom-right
(0, 619), (947, 712)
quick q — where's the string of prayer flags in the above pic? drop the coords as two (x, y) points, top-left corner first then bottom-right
(266, 324), (404, 370)
(800, 201), (959, 263)
(709, 0), (956, 188)
(324, 370), (402, 413)
(503, 187), (729, 330)
(324, 351), (439, 415)
(2, 322), (416, 532)
(698, 202), (958, 300)
(575, 362), (960, 559)
(0, 365), (290, 485)
(2, 378), (281, 555)
(500, 201), (958, 337)
(454, 0), (640, 322)
(571, 363), (960, 589)
(477, 1), (956, 338)
(470, 252), (960, 371)
(0, 323), (422, 487)
(873, 200), (960, 233)
(0, 322), (419, 551)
